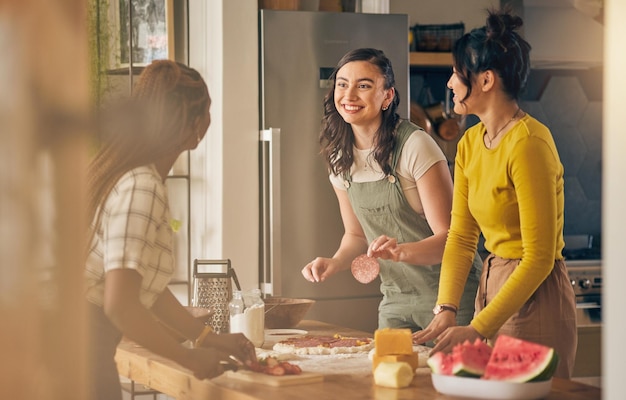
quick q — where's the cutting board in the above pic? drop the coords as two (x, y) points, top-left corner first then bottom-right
(224, 370), (324, 386)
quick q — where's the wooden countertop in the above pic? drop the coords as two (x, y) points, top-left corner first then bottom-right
(115, 320), (602, 400)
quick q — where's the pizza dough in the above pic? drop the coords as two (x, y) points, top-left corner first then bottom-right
(351, 254), (380, 284)
(272, 334), (375, 355)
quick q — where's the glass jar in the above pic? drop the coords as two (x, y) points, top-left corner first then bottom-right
(228, 290), (244, 320)
(229, 288), (265, 347)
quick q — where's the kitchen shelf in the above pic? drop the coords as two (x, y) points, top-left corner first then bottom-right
(410, 52), (453, 67)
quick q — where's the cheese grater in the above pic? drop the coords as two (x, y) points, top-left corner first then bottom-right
(191, 259), (241, 334)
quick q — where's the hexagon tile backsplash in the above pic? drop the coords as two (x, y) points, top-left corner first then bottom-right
(411, 68), (603, 242)
(521, 69), (603, 238)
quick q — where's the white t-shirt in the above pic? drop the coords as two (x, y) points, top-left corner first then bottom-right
(329, 128), (446, 217)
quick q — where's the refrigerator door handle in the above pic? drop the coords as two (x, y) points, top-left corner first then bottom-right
(259, 128), (281, 297)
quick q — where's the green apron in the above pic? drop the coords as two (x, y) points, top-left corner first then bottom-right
(343, 120), (481, 331)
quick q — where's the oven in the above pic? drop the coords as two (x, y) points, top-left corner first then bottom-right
(563, 235), (602, 381)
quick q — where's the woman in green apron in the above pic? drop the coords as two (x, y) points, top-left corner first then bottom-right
(301, 48), (481, 332)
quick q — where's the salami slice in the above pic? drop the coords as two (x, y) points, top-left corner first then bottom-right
(351, 254), (380, 284)
(248, 356), (302, 375)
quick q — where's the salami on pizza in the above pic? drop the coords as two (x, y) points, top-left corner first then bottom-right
(273, 334), (375, 355)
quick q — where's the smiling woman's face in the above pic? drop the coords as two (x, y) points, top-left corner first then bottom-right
(447, 68), (471, 115)
(334, 60), (393, 131)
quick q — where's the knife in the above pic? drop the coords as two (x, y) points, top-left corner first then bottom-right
(220, 356), (251, 372)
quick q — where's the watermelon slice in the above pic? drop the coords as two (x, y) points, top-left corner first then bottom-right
(482, 335), (559, 382)
(427, 352), (454, 375)
(427, 339), (493, 378)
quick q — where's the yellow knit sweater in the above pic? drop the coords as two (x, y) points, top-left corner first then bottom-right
(438, 114), (566, 338)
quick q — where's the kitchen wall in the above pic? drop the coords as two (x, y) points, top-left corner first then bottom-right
(521, 69), (603, 237)
(189, 0), (261, 294)
(604, 2), (626, 398)
(410, 68), (603, 239)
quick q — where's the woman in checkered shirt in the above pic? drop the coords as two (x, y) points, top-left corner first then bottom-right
(85, 60), (256, 400)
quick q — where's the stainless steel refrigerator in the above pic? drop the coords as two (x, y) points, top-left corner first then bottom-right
(259, 10), (409, 333)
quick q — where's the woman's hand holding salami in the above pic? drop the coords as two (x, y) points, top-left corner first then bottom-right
(367, 235), (403, 262)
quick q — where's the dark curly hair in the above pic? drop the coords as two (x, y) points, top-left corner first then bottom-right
(320, 48), (400, 177)
(452, 7), (531, 103)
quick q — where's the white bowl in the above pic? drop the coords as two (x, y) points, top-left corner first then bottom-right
(431, 374), (552, 400)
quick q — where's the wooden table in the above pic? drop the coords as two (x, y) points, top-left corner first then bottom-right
(115, 320), (602, 400)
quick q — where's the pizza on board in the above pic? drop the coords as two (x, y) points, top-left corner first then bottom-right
(273, 333), (375, 355)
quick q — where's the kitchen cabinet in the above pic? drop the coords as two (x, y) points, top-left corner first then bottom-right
(409, 51), (452, 67)
(408, 51), (459, 173)
(408, 52), (453, 105)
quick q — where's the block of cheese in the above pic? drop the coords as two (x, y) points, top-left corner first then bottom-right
(374, 328), (413, 356)
(372, 352), (419, 373)
(374, 361), (414, 388)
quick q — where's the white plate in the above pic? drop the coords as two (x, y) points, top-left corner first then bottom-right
(265, 329), (308, 336)
(431, 374), (552, 400)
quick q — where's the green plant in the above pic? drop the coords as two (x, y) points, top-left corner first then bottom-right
(87, 0), (112, 105)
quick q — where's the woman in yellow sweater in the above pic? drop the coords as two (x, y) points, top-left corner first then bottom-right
(412, 9), (577, 378)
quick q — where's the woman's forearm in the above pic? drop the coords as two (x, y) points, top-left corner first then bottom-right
(396, 231), (448, 266)
(150, 287), (205, 342)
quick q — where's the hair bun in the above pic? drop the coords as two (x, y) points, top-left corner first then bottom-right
(486, 9), (523, 41)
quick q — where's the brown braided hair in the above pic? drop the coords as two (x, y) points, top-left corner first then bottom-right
(87, 60), (210, 239)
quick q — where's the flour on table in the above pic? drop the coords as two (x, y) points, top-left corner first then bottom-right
(273, 341), (375, 355)
(288, 353), (373, 375)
